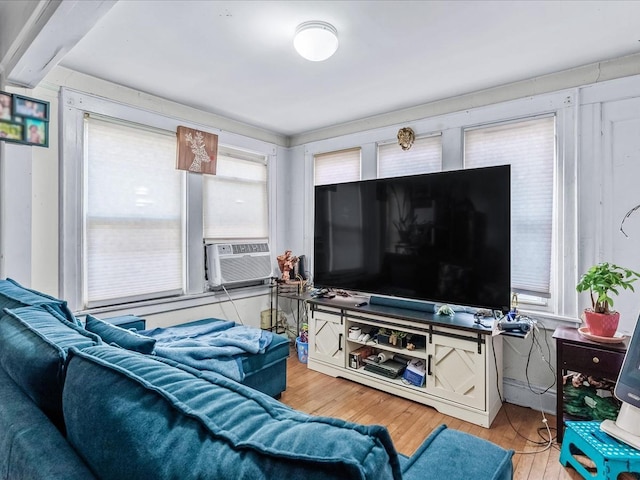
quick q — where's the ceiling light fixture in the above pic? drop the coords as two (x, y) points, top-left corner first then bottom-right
(294, 21), (338, 62)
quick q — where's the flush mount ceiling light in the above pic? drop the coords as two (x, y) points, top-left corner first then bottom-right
(294, 21), (338, 62)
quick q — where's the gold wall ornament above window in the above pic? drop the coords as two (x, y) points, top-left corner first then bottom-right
(176, 126), (218, 174)
(397, 127), (415, 151)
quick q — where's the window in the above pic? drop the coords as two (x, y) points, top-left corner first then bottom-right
(61, 89), (277, 312)
(314, 147), (361, 185)
(377, 135), (442, 178)
(464, 116), (556, 299)
(84, 116), (183, 307)
(203, 147), (268, 239)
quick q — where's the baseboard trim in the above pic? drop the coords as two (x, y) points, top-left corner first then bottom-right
(502, 377), (556, 415)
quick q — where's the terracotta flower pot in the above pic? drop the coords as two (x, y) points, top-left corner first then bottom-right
(583, 310), (620, 337)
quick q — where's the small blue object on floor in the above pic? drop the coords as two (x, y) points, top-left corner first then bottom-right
(560, 421), (640, 480)
(296, 336), (308, 363)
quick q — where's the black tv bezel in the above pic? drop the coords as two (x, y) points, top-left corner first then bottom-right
(312, 165), (511, 311)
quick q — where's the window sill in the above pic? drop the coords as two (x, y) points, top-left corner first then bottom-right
(517, 309), (580, 331)
(74, 284), (271, 319)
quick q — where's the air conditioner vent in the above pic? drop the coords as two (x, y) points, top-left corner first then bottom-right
(205, 241), (272, 288)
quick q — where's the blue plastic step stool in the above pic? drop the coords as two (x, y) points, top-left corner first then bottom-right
(560, 421), (640, 479)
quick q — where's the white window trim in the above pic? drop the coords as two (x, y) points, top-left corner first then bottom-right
(301, 90), (578, 322)
(60, 87), (277, 313)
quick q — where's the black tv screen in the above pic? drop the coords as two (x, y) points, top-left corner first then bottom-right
(313, 165), (511, 311)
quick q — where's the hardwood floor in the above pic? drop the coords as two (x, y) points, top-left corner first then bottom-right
(280, 348), (583, 479)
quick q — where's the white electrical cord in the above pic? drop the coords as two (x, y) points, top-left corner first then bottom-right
(221, 284), (244, 325)
(512, 394), (554, 455)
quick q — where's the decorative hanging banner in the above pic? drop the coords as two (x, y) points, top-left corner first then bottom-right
(176, 126), (218, 175)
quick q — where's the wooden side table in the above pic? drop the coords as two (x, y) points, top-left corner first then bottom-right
(553, 326), (628, 443)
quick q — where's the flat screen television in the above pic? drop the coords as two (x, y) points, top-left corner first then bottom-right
(313, 165), (511, 311)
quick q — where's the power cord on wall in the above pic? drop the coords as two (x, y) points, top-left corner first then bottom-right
(492, 318), (556, 455)
(221, 284), (244, 325)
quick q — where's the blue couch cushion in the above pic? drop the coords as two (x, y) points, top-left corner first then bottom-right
(64, 345), (402, 480)
(399, 424), (514, 480)
(85, 314), (156, 354)
(0, 277), (79, 325)
(0, 368), (97, 480)
(0, 305), (101, 431)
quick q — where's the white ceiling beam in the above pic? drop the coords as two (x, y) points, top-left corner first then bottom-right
(6, 0), (116, 88)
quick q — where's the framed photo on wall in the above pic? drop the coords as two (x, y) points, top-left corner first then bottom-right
(24, 118), (48, 146)
(0, 93), (12, 120)
(0, 91), (50, 147)
(0, 121), (23, 141)
(13, 95), (48, 120)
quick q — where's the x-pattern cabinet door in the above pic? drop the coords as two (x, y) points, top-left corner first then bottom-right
(426, 333), (486, 410)
(309, 308), (344, 367)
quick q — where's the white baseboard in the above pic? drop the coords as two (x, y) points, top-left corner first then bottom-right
(502, 377), (556, 415)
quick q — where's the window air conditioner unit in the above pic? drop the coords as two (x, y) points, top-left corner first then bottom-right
(205, 241), (272, 288)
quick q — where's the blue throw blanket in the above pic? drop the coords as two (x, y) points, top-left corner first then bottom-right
(142, 320), (273, 382)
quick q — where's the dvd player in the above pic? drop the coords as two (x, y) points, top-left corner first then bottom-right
(363, 360), (406, 379)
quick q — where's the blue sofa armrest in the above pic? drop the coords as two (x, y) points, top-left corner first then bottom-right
(400, 425), (513, 480)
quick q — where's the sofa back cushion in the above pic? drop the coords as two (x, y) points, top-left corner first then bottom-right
(84, 314), (156, 353)
(64, 345), (402, 480)
(0, 278), (78, 325)
(0, 368), (97, 480)
(0, 305), (101, 431)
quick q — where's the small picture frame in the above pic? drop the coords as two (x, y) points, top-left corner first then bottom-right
(0, 91), (49, 148)
(176, 126), (218, 175)
(24, 118), (48, 146)
(13, 95), (48, 120)
(0, 93), (12, 120)
(0, 120), (24, 141)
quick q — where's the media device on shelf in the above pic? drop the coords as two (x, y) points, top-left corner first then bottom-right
(601, 315), (640, 449)
(313, 165), (511, 311)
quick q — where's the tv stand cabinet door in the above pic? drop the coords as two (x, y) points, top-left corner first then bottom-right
(309, 308), (345, 367)
(426, 333), (486, 410)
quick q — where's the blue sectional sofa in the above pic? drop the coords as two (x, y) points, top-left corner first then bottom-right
(0, 278), (514, 480)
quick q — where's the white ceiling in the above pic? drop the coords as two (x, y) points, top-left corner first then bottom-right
(47, 0), (640, 137)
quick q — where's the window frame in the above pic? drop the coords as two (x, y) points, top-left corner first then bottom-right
(82, 114), (186, 308)
(60, 88), (277, 312)
(377, 133), (442, 178)
(462, 114), (557, 310)
(313, 147), (362, 186)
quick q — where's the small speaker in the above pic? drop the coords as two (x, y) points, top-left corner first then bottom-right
(297, 255), (307, 280)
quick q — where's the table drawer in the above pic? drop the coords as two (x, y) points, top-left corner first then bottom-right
(562, 343), (624, 378)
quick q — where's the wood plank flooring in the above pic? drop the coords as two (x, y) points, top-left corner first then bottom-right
(279, 348), (582, 479)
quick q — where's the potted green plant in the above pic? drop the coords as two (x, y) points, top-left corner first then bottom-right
(576, 262), (640, 337)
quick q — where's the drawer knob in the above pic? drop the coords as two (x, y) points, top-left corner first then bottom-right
(592, 356), (600, 364)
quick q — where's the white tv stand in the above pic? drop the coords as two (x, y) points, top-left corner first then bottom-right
(306, 298), (503, 428)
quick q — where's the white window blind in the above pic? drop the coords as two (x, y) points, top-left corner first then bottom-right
(378, 135), (442, 178)
(203, 147), (268, 239)
(464, 116), (555, 297)
(84, 117), (183, 306)
(314, 147), (361, 185)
